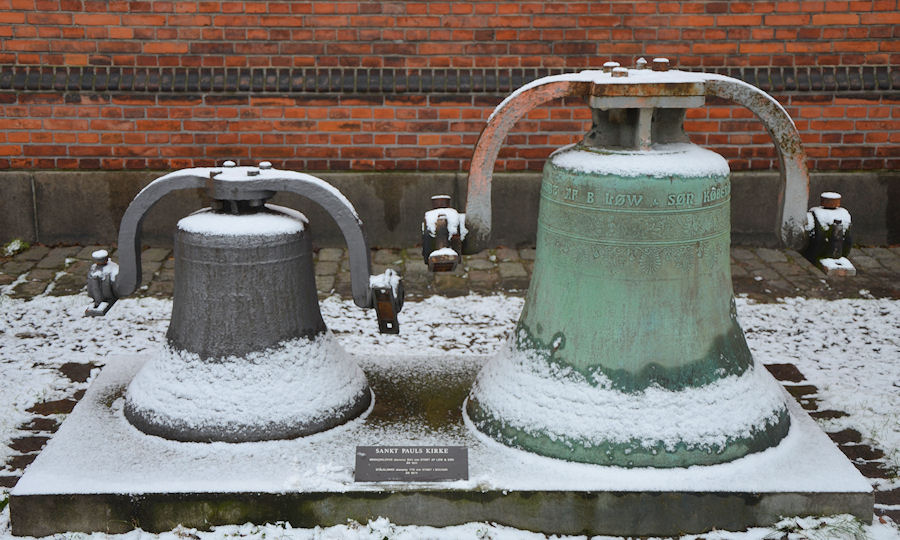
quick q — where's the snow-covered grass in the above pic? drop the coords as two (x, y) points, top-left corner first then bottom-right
(0, 293), (898, 539)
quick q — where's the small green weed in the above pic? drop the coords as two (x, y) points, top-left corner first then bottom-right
(2, 239), (29, 257)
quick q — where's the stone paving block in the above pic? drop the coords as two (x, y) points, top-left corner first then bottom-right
(403, 259), (430, 276)
(465, 259), (495, 271)
(75, 245), (107, 260)
(765, 279), (795, 295)
(730, 247), (757, 261)
(162, 258), (175, 270)
(48, 274), (85, 296)
(519, 248), (536, 260)
(876, 256), (900, 273)
(140, 262), (163, 286)
(315, 261), (339, 276)
(371, 264), (389, 275)
(433, 274), (468, 297)
(771, 262), (808, 277)
(0, 273), (15, 286)
(333, 272), (352, 297)
(750, 268), (781, 282)
(495, 247), (518, 262)
(18, 245), (50, 261)
(9, 436), (50, 454)
(466, 250), (490, 259)
(468, 270), (498, 289)
(498, 262), (528, 279)
(738, 258), (768, 271)
(372, 249), (400, 265)
(317, 248), (344, 262)
(26, 269), (56, 282)
(6, 453), (37, 470)
(3, 260), (35, 275)
(19, 417), (60, 432)
(155, 268), (175, 282)
(315, 275), (335, 293)
(35, 246), (80, 269)
(731, 263), (749, 278)
(141, 247), (171, 262)
(144, 281), (173, 297)
(66, 260), (90, 275)
(0, 475), (19, 488)
(755, 248), (787, 263)
(861, 247), (894, 259)
(849, 255), (884, 272)
(11, 281), (48, 298)
(788, 254), (825, 277)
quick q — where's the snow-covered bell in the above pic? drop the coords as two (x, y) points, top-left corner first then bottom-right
(85, 163), (403, 442)
(432, 66), (816, 467)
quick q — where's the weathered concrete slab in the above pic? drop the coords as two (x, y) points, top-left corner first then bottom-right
(0, 172), (36, 243)
(2, 170), (896, 248)
(10, 353), (871, 537)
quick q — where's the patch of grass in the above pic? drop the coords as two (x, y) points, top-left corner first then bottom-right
(0, 494), (8, 512)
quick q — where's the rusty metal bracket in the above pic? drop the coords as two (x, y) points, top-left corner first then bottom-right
(464, 68), (810, 252)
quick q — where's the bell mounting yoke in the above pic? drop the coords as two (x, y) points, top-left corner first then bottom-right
(102, 162), (397, 319)
(463, 67), (811, 252)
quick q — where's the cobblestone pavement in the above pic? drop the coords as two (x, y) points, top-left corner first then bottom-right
(1, 242), (899, 522)
(1, 243), (898, 302)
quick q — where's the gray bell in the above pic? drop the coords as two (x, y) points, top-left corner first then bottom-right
(86, 163), (404, 443)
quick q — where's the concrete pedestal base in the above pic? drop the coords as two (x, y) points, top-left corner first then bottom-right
(10, 354), (871, 537)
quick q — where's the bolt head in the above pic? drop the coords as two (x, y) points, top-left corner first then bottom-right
(247, 169), (260, 177)
(431, 194), (451, 209)
(602, 61), (620, 73)
(820, 192), (841, 209)
(611, 67), (628, 78)
(259, 161), (272, 169)
(223, 160), (236, 167)
(91, 249), (109, 264)
(652, 58), (670, 72)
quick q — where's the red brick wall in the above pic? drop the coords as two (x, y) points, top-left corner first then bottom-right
(1, 1), (897, 172)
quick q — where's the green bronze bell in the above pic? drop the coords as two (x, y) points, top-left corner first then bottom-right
(425, 63), (811, 467)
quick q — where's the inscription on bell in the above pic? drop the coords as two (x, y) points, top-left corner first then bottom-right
(543, 180), (730, 212)
(666, 192), (695, 207)
(702, 183), (730, 205)
(605, 193), (644, 207)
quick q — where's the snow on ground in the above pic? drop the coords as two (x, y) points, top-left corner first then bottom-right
(0, 293), (898, 539)
(738, 297), (900, 475)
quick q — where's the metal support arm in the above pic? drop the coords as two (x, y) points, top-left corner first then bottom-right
(464, 69), (810, 252)
(99, 165), (394, 315)
(115, 169), (208, 297)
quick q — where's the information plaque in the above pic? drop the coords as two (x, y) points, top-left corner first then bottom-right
(355, 446), (468, 482)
